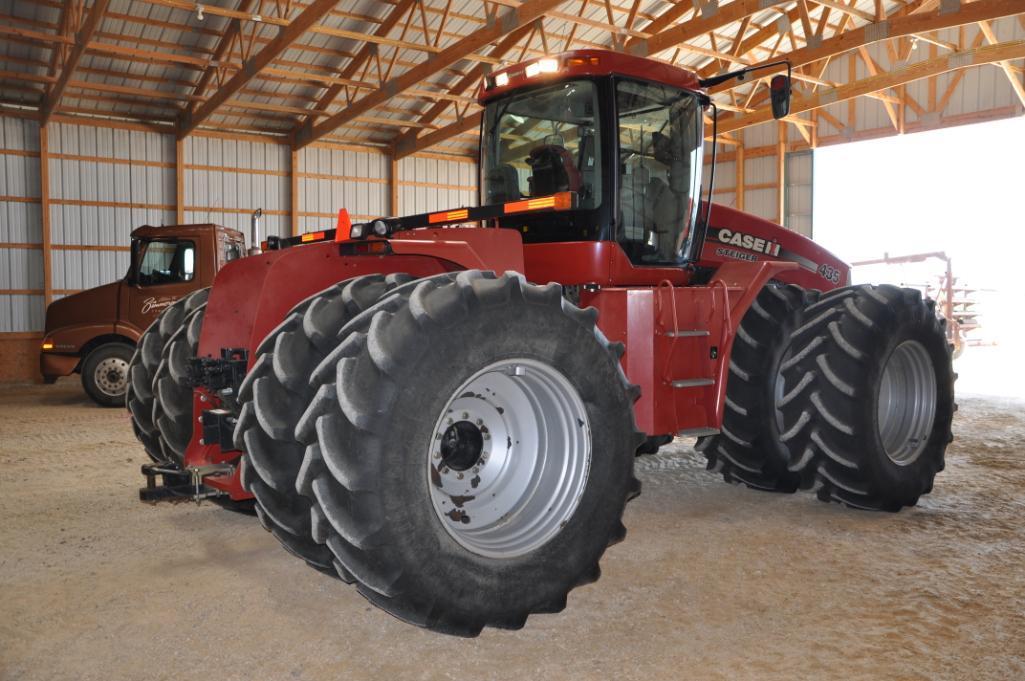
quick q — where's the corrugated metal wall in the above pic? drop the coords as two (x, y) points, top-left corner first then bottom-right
(396, 155), (477, 215)
(0, 117), (43, 332)
(785, 150), (814, 236)
(49, 121), (176, 296)
(185, 135), (291, 238)
(297, 144), (389, 231)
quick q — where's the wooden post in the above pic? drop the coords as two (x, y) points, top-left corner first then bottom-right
(776, 121), (786, 227)
(175, 137), (185, 224)
(39, 125), (53, 305)
(735, 139), (745, 211)
(290, 148), (299, 236)
(390, 156), (399, 216)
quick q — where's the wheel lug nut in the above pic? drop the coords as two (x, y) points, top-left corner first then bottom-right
(475, 418), (483, 426)
(462, 412), (469, 419)
(446, 418), (453, 425)
(457, 473), (464, 480)
(433, 451), (440, 459)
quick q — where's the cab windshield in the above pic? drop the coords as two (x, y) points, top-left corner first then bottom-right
(481, 79), (601, 207)
(481, 79), (606, 243)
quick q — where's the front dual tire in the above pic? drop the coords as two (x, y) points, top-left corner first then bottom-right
(240, 271), (642, 635)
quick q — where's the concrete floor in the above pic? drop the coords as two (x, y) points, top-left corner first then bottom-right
(1, 381), (1023, 681)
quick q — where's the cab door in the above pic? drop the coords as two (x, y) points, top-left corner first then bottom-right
(121, 238), (200, 334)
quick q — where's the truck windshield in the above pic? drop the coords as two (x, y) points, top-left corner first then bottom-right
(616, 79), (703, 265)
(481, 79), (601, 209)
(132, 239), (196, 286)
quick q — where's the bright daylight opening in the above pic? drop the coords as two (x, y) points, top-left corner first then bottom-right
(814, 116), (1025, 399)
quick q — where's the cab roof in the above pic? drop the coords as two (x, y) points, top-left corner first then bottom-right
(477, 49), (702, 104)
(130, 223), (245, 240)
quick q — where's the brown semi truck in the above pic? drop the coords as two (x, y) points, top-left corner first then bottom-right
(40, 222), (247, 406)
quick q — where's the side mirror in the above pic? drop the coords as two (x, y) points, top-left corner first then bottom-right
(770, 74), (791, 119)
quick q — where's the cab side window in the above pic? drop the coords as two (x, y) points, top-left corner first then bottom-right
(137, 240), (196, 286)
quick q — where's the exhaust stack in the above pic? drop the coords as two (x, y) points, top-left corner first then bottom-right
(248, 208), (263, 256)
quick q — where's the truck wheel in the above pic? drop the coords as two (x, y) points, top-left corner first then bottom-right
(696, 284), (818, 492)
(126, 289), (209, 463)
(233, 273), (414, 576)
(293, 271), (643, 636)
(152, 301), (208, 465)
(81, 342), (134, 407)
(778, 285), (955, 511)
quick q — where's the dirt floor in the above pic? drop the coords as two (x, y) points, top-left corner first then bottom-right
(1, 380), (1023, 681)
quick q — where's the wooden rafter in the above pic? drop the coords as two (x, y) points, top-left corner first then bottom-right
(719, 39), (1025, 134)
(391, 21), (535, 159)
(178, 0), (338, 138)
(293, 0), (567, 150)
(293, 0), (417, 133)
(710, 0), (1025, 95)
(186, 0), (256, 117)
(42, 0), (110, 124)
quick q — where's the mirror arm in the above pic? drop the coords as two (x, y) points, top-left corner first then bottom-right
(698, 60), (792, 89)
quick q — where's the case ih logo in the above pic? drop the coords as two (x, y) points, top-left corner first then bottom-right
(141, 297), (176, 315)
(711, 228), (781, 257)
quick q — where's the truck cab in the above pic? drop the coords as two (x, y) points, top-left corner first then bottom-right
(41, 223), (245, 406)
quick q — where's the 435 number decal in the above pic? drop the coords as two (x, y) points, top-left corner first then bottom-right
(818, 263), (841, 285)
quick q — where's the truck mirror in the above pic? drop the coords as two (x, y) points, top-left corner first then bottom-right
(770, 74), (791, 119)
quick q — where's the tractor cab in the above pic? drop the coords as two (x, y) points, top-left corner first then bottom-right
(480, 51), (706, 267)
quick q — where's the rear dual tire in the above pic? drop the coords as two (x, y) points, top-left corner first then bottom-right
(779, 285), (955, 511)
(233, 274), (414, 575)
(697, 284), (819, 492)
(126, 289), (209, 464)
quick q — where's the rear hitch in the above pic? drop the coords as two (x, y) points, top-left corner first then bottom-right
(139, 463), (236, 505)
(188, 348), (249, 396)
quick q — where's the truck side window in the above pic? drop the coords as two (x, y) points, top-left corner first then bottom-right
(137, 240), (196, 286)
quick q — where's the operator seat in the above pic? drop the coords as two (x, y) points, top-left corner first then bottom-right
(526, 145), (582, 197)
(486, 163), (521, 203)
(619, 158), (651, 243)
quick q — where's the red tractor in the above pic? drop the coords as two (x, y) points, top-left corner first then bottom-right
(127, 50), (955, 636)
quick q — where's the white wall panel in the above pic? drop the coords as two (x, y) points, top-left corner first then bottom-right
(397, 156), (476, 216)
(297, 145), (389, 232)
(0, 294), (44, 332)
(785, 150), (813, 237)
(0, 116), (44, 331)
(186, 136), (291, 238)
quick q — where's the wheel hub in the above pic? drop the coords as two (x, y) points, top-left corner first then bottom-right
(427, 359), (591, 559)
(95, 357), (129, 397)
(877, 340), (937, 466)
(439, 421), (485, 472)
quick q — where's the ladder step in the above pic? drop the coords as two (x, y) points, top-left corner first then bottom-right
(664, 329), (709, 337)
(671, 378), (715, 388)
(678, 427), (719, 437)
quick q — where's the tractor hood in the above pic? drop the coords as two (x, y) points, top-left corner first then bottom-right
(44, 280), (121, 335)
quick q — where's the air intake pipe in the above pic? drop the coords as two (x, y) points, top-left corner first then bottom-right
(248, 208), (263, 256)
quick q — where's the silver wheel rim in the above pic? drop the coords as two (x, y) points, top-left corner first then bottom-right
(94, 356), (129, 397)
(427, 358), (591, 559)
(877, 340), (937, 465)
